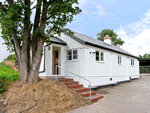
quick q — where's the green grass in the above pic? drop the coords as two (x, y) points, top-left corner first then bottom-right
(0, 62), (19, 94)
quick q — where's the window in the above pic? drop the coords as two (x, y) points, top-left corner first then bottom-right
(73, 50), (78, 59)
(66, 49), (78, 60)
(118, 56), (121, 64)
(66, 50), (72, 60)
(131, 59), (134, 66)
(96, 51), (104, 61)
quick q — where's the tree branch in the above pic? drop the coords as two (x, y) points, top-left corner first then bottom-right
(12, 29), (21, 58)
(40, 0), (47, 32)
(6, 0), (14, 7)
(22, 0), (30, 50)
(0, 2), (6, 13)
(32, 0), (42, 59)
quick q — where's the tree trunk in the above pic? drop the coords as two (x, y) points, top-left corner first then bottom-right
(18, 52), (28, 87)
(28, 38), (44, 85)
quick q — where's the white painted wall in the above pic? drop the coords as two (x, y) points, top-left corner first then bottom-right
(40, 34), (139, 88)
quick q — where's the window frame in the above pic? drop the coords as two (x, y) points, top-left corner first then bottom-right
(131, 58), (134, 66)
(66, 49), (78, 61)
(118, 56), (122, 65)
(95, 50), (104, 62)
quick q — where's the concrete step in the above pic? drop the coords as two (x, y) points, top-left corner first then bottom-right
(64, 81), (79, 85)
(58, 79), (73, 82)
(68, 84), (83, 89)
(75, 88), (89, 93)
(80, 91), (96, 97)
(87, 94), (104, 102)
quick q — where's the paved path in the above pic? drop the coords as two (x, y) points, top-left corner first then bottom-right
(68, 76), (150, 113)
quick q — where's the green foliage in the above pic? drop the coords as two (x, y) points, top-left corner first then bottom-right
(0, 0), (82, 52)
(0, 2), (25, 52)
(4, 54), (16, 61)
(0, 62), (19, 94)
(139, 53), (150, 60)
(140, 66), (150, 73)
(96, 29), (125, 46)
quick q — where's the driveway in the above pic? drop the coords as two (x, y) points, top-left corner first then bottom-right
(68, 76), (150, 113)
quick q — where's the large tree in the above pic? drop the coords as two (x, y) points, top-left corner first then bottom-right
(96, 29), (125, 46)
(139, 53), (150, 59)
(0, 0), (81, 87)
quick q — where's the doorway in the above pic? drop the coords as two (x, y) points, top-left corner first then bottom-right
(52, 46), (60, 75)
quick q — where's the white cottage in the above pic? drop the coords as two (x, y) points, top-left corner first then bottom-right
(39, 31), (139, 88)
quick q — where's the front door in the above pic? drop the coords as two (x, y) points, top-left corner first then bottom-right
(53, 47), (60, 75)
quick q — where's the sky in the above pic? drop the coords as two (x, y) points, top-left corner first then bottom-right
(1, 0), (150, 61)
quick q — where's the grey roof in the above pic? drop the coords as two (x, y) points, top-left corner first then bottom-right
(71, 31), (139, 59)
(50, 37), (67, 45)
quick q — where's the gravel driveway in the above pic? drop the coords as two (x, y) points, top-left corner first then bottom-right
(68, 76), (150, 113)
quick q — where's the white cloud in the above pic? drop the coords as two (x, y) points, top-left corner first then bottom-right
(116, 9), (150, 56)
(90, 4), (113, 18)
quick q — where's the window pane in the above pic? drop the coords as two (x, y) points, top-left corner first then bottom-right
(133, 60), (134, 65)
(101, 52), (103, 57)
(96, 51), (99, 61)
(67, 56), (72, 60)
(118, 56), (119, 64)
(96, 51), (99, 56)
(73, 50), (78, 59)
(101, 56), (104, 61)
(100, 52), (103, 61)
(120, 57), (121, 64)
(67, 50), (72, 60)
(73, 50), (77, 54)
(96, 57), (99, 61)
(131, 59), (132, 65)
(67, 50), (72, 56)
(73, 55), (78, 59)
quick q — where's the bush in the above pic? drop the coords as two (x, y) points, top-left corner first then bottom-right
(0, 62), (19, 94)
(4, 54), (17, 65)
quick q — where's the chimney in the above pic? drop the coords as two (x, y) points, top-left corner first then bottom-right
(103, 34), (112, 45)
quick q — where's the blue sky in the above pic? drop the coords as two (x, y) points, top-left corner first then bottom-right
(1, 0), (150, 61)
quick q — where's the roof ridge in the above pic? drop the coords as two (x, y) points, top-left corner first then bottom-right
(73, 31), (105, 43)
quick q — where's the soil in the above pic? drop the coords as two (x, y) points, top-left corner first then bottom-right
(1, 79), (90, 113)
(0, 94), (6, 113)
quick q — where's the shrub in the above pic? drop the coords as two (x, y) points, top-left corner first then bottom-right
(0, 62), (19, 94)
(4, 54), (17, 65)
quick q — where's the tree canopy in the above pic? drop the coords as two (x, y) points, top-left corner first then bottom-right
(96, 29), (125, 46)
(139, 53), (150, 60)
(0, 0), (82, 87)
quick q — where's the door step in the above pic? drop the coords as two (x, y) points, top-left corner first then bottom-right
(58, 79), (73, 82)
(57, 78), (104, 102)
(68, 84), (83, 89)
(75, 88), (89, 93)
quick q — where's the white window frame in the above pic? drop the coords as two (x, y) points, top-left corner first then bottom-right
(131, 59), (134, 66)
(66, 49), (78, 61)
(96, 51), (104, 62)
(118, 56), (122, 65)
